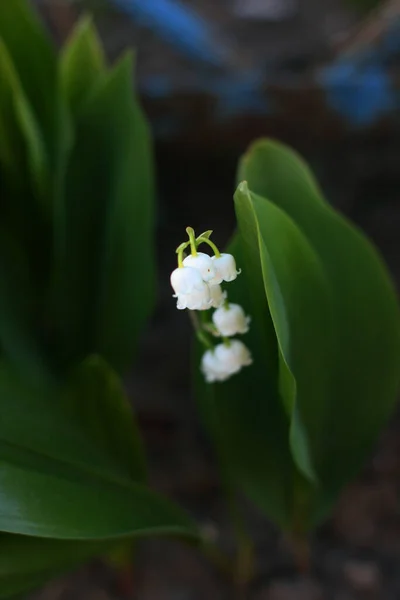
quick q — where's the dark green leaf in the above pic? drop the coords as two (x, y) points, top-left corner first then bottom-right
(235, 182), (332, 484)
(0, 534), (115, 598)
(0, 39), (24, 177)
(237, 139), (400, 524)
(13, 90), (49, 207)
(51, 54), (155, 374)
(0, 0), (57, 163)
(0, 229), (49, 384)
(0, 39), (50, 256)
(194, 236), (295, 528)
(0, 364), (197, 541)
(64, 356), (147, 482)
(60, 16), (106, 114)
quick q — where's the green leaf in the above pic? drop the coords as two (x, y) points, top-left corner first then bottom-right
(0, 535), (106, 577)
(0, 229), (50, 384)
(0, 0), (57, 162)
(64, 356), (147, 482)
(51, 53), (155, 375)
(0, 37), (49, 216)
(235, 182), (332, 484)
(13, 90), (49, 206)
(194, 236), (295, 528)
(0, 366), (196, 541)
(0, 39), (24, 176)
(60, 16), (106, 114)
(236, 139), (400, 524)
(0, 364), (197, 541)
(0, 534), (115, 598)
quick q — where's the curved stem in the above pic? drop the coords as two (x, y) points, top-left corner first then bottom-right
(176, 241), (190, 268)
(197, 236), (221, 257)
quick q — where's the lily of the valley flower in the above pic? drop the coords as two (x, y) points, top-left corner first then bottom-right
(201, 340), (252, 382)
(209, 284), (226, 308)
(183, 252), (215, 282)
(171, 266), (212, 310)
(212, 303), (250, 336)
(171, 227), (253, 382)
(170, 266), (205, 295)
(209, 253), (241, 285)
(176, 287), (212, 310)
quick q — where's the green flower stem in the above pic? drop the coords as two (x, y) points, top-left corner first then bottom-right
(188, 310), (214, 350)
(186, 226), (198, 256)
(196, 236), (221, 257)
(176, 241), (190, 268)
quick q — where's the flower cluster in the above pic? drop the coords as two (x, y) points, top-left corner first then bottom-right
(170, 227), (252, 383)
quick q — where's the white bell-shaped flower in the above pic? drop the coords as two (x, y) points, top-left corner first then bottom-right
(183, 252), (215, 282)
(201, 348), (227, 382)
(209, 284), (226, 308)
(209, 253), (241, 284)
(212, 303), (250, 337)
(201, 339), (252, 382)
(170, 266), (205, 295)
(175, 283), (211, 310)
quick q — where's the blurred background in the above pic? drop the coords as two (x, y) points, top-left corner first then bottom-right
(31, 0), (400, 598)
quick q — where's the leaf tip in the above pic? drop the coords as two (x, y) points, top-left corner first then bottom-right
(237, 180), (249, 194)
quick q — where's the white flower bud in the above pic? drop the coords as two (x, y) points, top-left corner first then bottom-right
(209, 284), (226, 308)
(175, 283), (212, 310)
(201, 340), (252, 382)
(212, 303), (250, 337)
(183, 252), (215, 282)
(209, 253), (241, 285)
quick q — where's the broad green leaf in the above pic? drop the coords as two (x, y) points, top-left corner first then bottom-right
(64, 356), (146, 482)
(0, 364), (197, 541)
(0, 38), (50, 232)
(0, 535), (107, 577)
(60, 16), (106, 114)
(0, 0), (57, 163)
(194, 236), (295, 528)
(0, 229), (50, 384)
(235, 182), (333, 484)
(51, 53), (155, 374)
(13, 92), (48, 207)
(0, 40), (24, 176)
(0, 534), (116, 598)
(0, 464), (195, 540)
(237, 139), (400, 524)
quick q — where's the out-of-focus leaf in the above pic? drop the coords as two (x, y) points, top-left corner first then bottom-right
(0, 0), (57, 162)
(236, 139), (400, 524)
(0, 40), (24, 176)
(52, 53), (155, 374)
(0, 364), (197, 541)
(60, 15), (106, 114)
(0, 229), (49, 384)
(0, 38), (49, 218)
(0, 534), (117, 598)
(64, 356), (146, 482)
(0, 535), (106, 577)
(13, 92), (48, 206)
